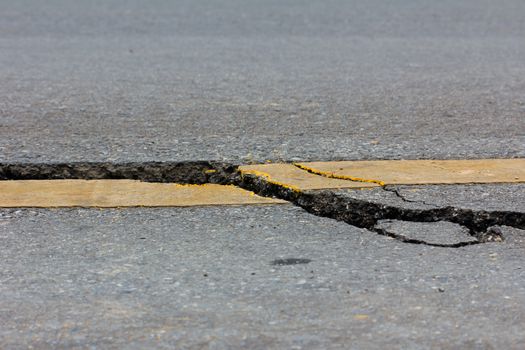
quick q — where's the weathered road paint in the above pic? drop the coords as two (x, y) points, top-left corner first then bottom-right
(239, 163), (379, 191)
(2, 159), (522, 208)
(296, 159), (525, 185)
(0, 180), (287, 208)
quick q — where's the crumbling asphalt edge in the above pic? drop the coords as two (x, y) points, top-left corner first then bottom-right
(1, 161), (522, 247)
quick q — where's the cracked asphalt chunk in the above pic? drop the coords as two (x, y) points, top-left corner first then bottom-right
(375, 220), (478, 246)
(2, 206), (525, 348)
(336, 184), (525, 213)
(334, 187), (437, 210)
(330, 184), (525, 231)
(389, 184), (525, 212)
(240, 171), (525, 242)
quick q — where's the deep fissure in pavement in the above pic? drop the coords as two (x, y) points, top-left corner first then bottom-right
(0, 162), (237, 184)
(382, 186), (439, 207)
(2, 162), (523, 247)
(237, 172), (522, 247)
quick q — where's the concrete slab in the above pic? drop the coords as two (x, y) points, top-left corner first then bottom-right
(0, 180), (286, 207)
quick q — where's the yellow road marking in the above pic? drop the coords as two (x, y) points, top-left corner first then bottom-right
(295, 159), (525, 185)
(238, 163), (379, 190)
(0, 180), (287, 208)
(294, 163), (385, 186)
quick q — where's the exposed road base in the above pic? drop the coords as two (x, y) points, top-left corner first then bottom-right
(0, 161), (236, 184)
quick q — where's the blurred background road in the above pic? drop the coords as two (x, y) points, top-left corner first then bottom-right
(1, 0), (524, 163)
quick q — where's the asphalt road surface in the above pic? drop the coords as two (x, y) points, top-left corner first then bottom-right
(1, 1), (524, 349)
(1, 0), (524, 163)
(1, 206), (525, 349)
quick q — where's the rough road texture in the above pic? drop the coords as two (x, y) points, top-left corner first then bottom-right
(2, 0), (525, 348)
(1, 207), (525, 349)
(1, 0), (525, 163)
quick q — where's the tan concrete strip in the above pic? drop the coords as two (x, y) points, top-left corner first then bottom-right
(238, 163), (379, 191)
(296, 159), (525, 185)
(0, 180), (287, 208)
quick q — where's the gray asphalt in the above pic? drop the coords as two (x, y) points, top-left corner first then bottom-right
(2, 1), (525, 348)
(1, 0), (524, 162)
(339, 184), (525, 212)
(375, 220), (478, 245)
(1, 206), (525, 349)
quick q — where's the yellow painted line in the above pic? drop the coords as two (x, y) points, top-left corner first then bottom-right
(294, 163), (385, 186)
(238, 163), (379, 191)
(296, 159), (525, 185)
(0, 180), (287, 208)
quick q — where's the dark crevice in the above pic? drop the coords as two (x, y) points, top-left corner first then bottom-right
(236, 172), (524, 247)
(1, 162), (522, 247)
(373, 226), (480, 248)
(0, 162), (238, 184)
(382, 186), (439, 207)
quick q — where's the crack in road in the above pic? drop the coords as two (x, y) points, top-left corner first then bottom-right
(373, 225), (480, 248)
(237, 170), (523, 247)
(0, 162), (237, 184)
(1, 162), (522, 247)
(382, 186), (439, 208)
(293, 162), (385, 186)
